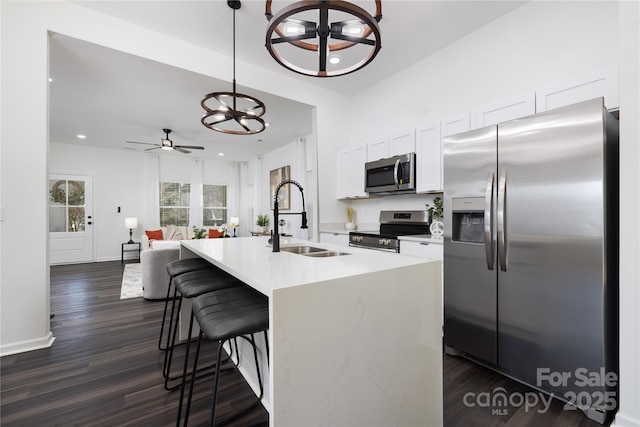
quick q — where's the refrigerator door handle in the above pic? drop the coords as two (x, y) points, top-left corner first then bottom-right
(497, 168), (507, 271)
(484, 172), (494, 270)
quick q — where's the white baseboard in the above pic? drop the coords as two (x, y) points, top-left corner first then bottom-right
(613, 412), (640, 427)
(0, 331), (55, 357)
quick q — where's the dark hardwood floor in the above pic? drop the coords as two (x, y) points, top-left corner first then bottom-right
(1, 261), (612, 426)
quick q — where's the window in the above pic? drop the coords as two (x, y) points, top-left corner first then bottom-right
(203, 184), (227, 226)
(49, 179), (86, 232)
(159, 182), (190, 226)
(159, 182), (227, 227)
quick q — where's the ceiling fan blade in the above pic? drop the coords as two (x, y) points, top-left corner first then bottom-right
(176, 145), (204, 150)
(174, 147), (190, 154)
(126, 141), (159, 146)
(144, 146), (161, 151)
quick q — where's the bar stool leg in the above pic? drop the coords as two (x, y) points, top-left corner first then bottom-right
(163, 292), (183, 387)
(157, 276), (175, 351)
(210, 334), (264, 427)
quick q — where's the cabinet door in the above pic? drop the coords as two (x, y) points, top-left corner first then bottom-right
(389, 129), (416, 156)
(441, 112), (471, 138)
(336, 144), (368, 199)
(476, 92), (536, 127)
(400, 240), (443, 260)
(536, 65), (618, 112)
(366, 137), (390, 161)
(336, 148), (351, 199)
(351, 144), (368, 197)
(416, 122), (442, 193)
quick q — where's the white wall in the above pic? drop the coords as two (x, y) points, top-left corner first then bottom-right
(0, 0), (348, 355)
(616, 2), (640, 426)
(1, 2), (638, 423)
(340, 0), (620, 224)
(49, 143), (242, 260)
(253, 137), (314, 239)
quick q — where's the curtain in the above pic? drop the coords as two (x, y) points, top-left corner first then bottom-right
(228, 162), (241, 234)
(189, 158), (203, 227)
(145, 154), (160, 229)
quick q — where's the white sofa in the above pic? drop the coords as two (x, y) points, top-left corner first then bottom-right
(141, 225), (224, 250)
(141, 247), (179, 300)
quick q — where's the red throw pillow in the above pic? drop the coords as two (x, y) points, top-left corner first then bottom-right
(208, 229), (220, 238)
(145, 229), (163, 241)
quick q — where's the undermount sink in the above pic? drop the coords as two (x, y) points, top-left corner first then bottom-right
(279, 245), (350, 257)
(303, 251), (350, 258)
(280, 245), (326, 254)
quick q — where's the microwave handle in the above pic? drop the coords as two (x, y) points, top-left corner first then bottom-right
(393, 159), (400, 188)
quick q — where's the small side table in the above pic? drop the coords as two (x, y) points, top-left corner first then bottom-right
(121, 242), (141, 263)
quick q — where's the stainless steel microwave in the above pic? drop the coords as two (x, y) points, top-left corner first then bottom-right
(365, 153), (416, 195)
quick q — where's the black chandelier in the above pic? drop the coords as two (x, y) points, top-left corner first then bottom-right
(201, 0), (266, 135)
(265, 0), (382, 77)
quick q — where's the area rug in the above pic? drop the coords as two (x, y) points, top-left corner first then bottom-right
(121, 263), (142, 299)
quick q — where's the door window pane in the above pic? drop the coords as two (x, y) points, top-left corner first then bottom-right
(49, 179), (86, 232)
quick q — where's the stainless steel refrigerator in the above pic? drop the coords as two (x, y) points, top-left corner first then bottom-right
(443, 97), (618, 424)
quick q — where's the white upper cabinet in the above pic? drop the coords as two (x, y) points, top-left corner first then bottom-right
(336, 144), (368, 199)
(536, 65), (619, 112)
(441, 112), (471, 137)
(389, 129), (416, 156)
(366, 137), (390, 161)
(476, 92), (536, 127)
(416, 121), (442, 193)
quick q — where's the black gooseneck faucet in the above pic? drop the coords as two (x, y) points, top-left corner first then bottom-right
(272, 179), (308, 252)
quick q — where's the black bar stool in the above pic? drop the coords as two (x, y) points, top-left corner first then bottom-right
(158, 258), (216, 351)
(177, 286), (269, 427)
(163, 268), (242, 391)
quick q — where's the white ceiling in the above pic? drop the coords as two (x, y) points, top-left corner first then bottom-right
(50, 1), (525, 162)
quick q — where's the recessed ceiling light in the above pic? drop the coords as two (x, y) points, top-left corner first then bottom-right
(265, 122), (270, 127)
(218, 152), (224, 156)
(76, 134), (86, 139)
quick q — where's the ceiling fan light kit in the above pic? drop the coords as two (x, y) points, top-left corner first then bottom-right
(265, 0), (382, 77)
(201, 0), (266, 135)
(125, 128), (204, 154)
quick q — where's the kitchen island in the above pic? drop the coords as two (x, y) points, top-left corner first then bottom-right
(180, 236), (442, 426)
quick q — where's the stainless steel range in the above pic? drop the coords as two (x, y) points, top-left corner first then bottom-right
(349, 210), (430, 253)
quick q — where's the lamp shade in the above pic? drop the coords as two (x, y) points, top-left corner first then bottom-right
(230, 217), (240, 227)
(125, 217), (138, 229)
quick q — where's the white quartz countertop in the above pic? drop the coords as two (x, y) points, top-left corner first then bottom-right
(181, 237), (434, 296)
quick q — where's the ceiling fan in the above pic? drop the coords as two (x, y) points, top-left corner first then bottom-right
(126, 128), (204, 154)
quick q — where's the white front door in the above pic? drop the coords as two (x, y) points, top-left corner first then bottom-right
(49, 174), (94, 264)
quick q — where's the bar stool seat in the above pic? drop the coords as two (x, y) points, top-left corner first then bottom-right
(179, 287), (269, 427)
(158, 257), (215, 352)
(163, 268), (243, 390)
(166, 257), (213, 277)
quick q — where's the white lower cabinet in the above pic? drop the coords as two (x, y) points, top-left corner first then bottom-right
(319, 232), (349, 247)
(400, 240), (444, 331)
(400, 240), (443, 260)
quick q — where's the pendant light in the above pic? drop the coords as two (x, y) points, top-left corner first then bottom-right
(201, 0), (266, 135)
(265, 0), (382, 77)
